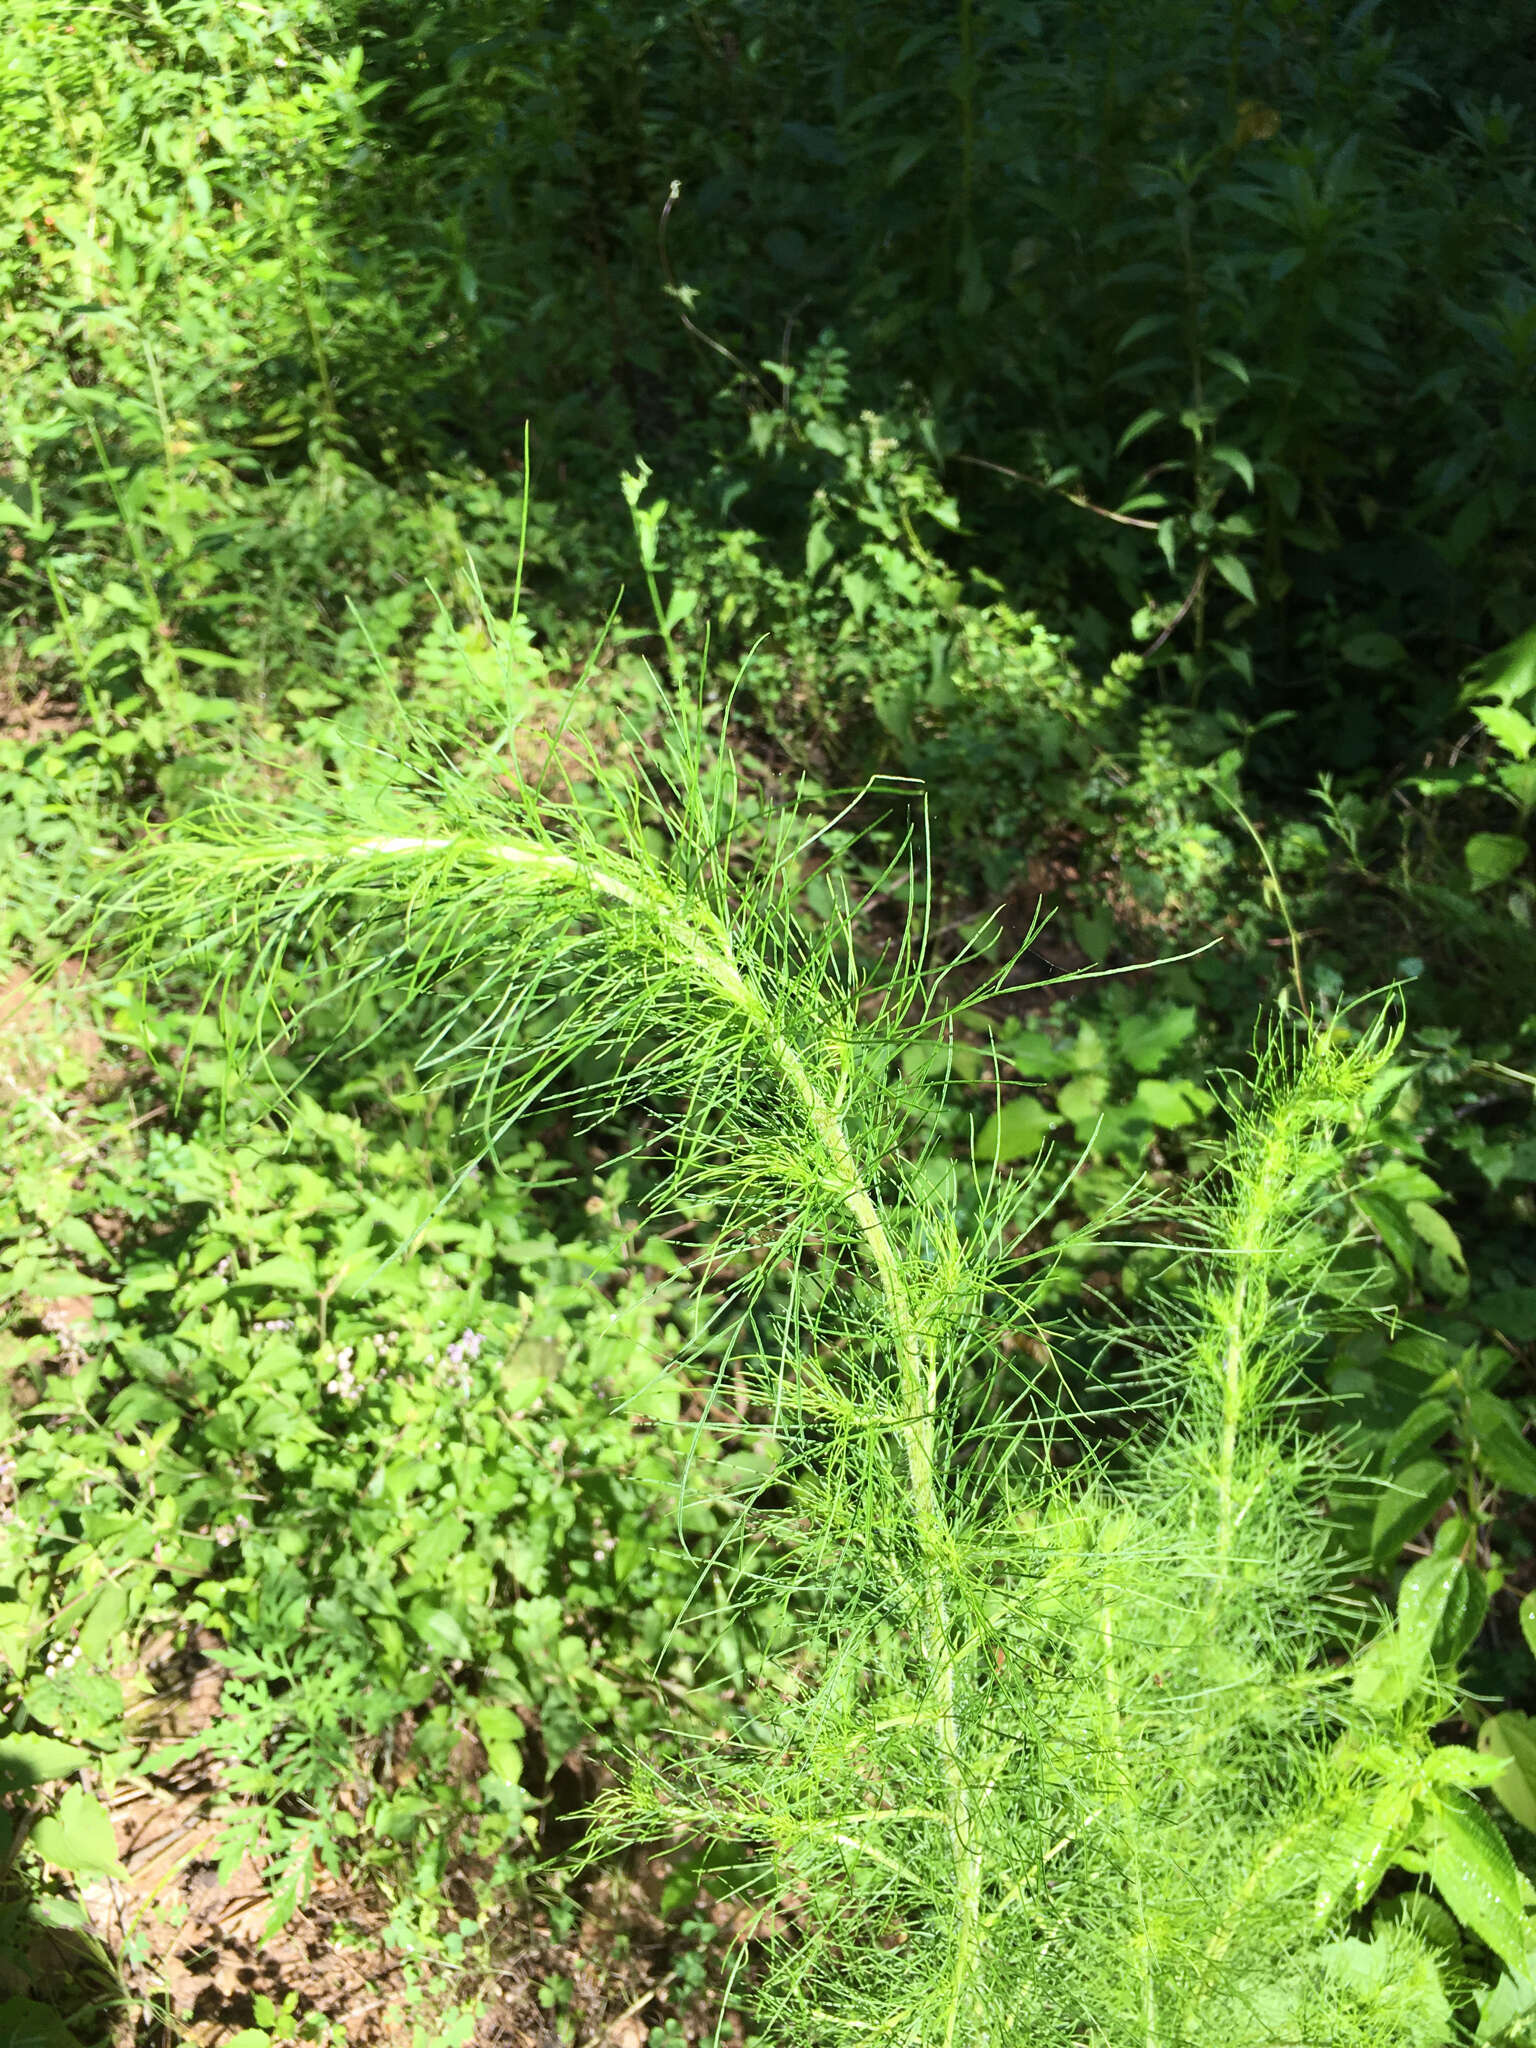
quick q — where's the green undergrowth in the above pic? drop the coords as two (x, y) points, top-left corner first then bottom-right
(65, 689), (1536, 2045)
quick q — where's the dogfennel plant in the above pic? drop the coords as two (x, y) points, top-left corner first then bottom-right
(111, 697), (1514, 2047)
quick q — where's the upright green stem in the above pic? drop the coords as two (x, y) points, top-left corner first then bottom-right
(351, 829), (983, 2033)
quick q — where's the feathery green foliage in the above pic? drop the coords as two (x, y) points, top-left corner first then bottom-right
(110, 697), (1499, 2045)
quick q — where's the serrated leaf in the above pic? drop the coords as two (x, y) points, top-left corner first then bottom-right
(1211, 553), (1256, 603)
(1117, 1005), (1198, 1075)
(1424, 1787), (1527, 1970)
(1395, 1553), (1467, 1677)
(1481, 705), (1536, 762)
(1480, 1714), (1536, 1834)
(1211, 444), (1255, 491)
(1471, 625), (1536, 710)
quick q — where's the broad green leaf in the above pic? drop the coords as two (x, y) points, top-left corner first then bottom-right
(1340, 631), (1407, 670)
(1395, 1553), (1473, 1676)
(1379, 1399), (1454, 1476)
(1480, 1714), (1536, 1834)
(1212, 553), (1256, 603)
(1481, 705), (1536, 762)
(239, 1251), (316, 1291)
(1370, 1459), (1455, 1564)
(1117, 1005), (1198, 1075)
(1465, 833), (1527, 891)
(1131, 1077), (1210, 1129)
(0, 1734), (89, 1793)
(474, 1704), (525, 1785)
(1498, 760), (1536, 810)
(1404, 1200), (1465, 1268)
(1469, 1393), (1536, 1496)
(1431, 1558), (1489, 1668)
(1479, 1966), (1536, 2046)
(1353, 1189), (1419, 1276)
(29, 1785), (123, 1877)
(1471, 624), (1536, 710)
(1210, 444), (1255, 492)
(77, 1580), (129, 1662)
(0, 1998), (81, 2048)
(1424, 1787), (1527, 1971)
(1481, 1289), (1536, 1343)
(975, 1095), (1059, 1165)
(1521, 1590), (1536, 1667)
(412, 1606), (472, 1662)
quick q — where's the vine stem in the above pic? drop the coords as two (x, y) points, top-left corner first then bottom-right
(349, 831), (984, 2033)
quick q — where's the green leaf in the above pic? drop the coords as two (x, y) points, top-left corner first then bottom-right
(239, 1251), (316, 1291)
(1210, 444), (1255, 492)
(1370, 1459), (1455, 1564)
(1117, 1006), (1198, 1075)
(1470, 625), (1536, 710)
(1211, 553), (1256, 603)
(1424, 1787), (1528, 1971)
(29, 1786), (123, 1877)
(412, 1606), (473, 1662)
(1521, 1590), (1536, 1667)
(1353, 1189), (1419, 1276)
(1481, 705), (1536, 762)
(975, 1096), (1059, 1166)
(0, 1733), (89, 1793)
(1115, 406), (1166, 455)
(1468, 1393), (1536, 1496)
(1481, 1291), (1536, 1344)
(806, 520), (836, 582)
(1480, 1714), (1536, 1834)
(1404, 1200), (1465, 1269)
(1131, 1077), (1210, 1130)
(1396, 1553), (1478, 1676)
(474, 1704), (525, 1784)
(1478, 1965), (1536, 2045)
(1379, 1399), (1454, 1475)
(1465, 833), (1528, 891)
(1340, 631), (1407, 670)
(0, 1998), (83, 2048)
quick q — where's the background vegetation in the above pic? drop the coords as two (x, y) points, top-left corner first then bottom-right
(1, 0), (1534, 2041)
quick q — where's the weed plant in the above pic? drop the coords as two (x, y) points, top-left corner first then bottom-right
(110, 691), (1525, 2046)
